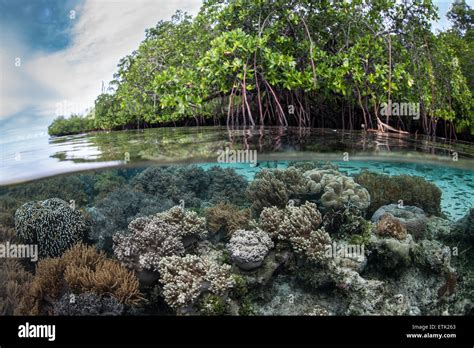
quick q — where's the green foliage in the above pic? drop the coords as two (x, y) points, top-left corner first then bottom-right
(48, 114), (96, 136)
(49, 0), (474, 136)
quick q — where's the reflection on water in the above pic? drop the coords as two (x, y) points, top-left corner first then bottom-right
(1, 127), (474, 185)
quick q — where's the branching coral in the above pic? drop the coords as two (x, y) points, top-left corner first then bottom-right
(15, 198), (86, 258)
(18, 244), (142, 315)
(113, 206), (207, 272)
(259, 201), (322, 240)
(259, 202), (331, 262)
(354, 170), (442, 216)
(375, 213), (407, 240)
(158, 255), (234, 310)
(227, 229), (274, 270)
(0, 260), (32, 315)
(205, 203), (251, 237)
(304, 169), (370, 211)
(246, 167), (309, 215)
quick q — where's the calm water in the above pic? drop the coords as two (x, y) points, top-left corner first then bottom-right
(1, 127), (473, 219)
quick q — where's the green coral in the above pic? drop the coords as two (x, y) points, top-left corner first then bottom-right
(354, 171), (442, 216)
(197, 294), (228, 316)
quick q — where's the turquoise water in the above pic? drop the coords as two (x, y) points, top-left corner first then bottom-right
(201, 160), (474, 221)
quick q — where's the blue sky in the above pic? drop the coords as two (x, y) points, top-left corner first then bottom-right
(0, 0), (472, 141)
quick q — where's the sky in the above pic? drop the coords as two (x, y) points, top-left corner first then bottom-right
(0, 0), (472, 142)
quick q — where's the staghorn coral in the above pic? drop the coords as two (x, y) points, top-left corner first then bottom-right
(18, 244), (141, 315)
(246, 167), (309, 215)
(227, 229), (274, 270)
(15, 198), (86, 258)
(354, 170), (442, 216)
(259, 202), (331, 263)
(53, 292), (124, 316)
(375, 213), (407, 240)
(205, 203), (251, 238)
(113, 206), (207, 272)
(158, 254), (234, 311)
(304, 169), (370, 211)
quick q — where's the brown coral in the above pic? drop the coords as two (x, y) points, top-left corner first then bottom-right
(375, 214), (407, 240)
(205, 203), (251, 237)
(0, 224), (17, 243)
(246, 168), (309, 215)
(18, 244), (142, 315)
(0, 260), (33, 315)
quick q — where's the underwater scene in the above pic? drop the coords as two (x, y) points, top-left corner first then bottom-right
(0, 127), (472, 316)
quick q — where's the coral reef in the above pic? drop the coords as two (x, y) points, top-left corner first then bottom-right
(15, 198), (86, 258)
(158, 254), (234, 312)
(207, 166), (249, 206)
(246, 167), (309, 215)
(132, 166), (207, 208)
(132, 165), (249, 208)
(322, 206), (371, 237)
(453, 208), (474, 240)
(53, 292), (124, 316)
(205, 203), (251, 239)
(374, 213), (408, 240)
(7, 175), (90, 207)
(227, 229), (274, 270)
(0, 224), (17, 243)
(87, 186), (173, 253)
(113, 206), (207, 272)
(304, 169), (370, 211)
(259, 202), (331, 263)
(19, 244), (141, 315)
(354, 170), (442, 216)
(0, 260), (33, 315)
(259, 202), (322, 241)
(371, 204), (428, 240)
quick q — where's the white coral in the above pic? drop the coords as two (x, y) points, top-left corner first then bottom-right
(113, 206), (207, 272)
(158, 255), (234, 309)
(227, 229), (274, 270)
(304, 169), (370, 210)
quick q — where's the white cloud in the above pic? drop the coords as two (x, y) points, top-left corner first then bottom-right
(1, 0), (202, 125)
